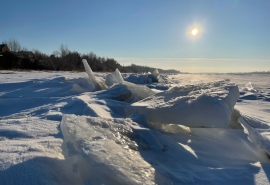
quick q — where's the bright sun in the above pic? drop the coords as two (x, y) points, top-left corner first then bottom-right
(191, 28), (198, 35)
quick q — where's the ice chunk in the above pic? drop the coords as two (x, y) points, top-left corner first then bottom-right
(228, 108), (243, 129)
(122, 82), (155, 103)
(96, 76), (108, 90)
(241, 82), (257, 93)
(124, 73), (149, 84)
(239, 117), (270, 156)
(105, 68), (124, 86)
(72, 77), (96, 93)
(152, 122), (192, 134)
(60, 114), (160, 184)
(96, 81), (155, 103)
(126, 80), (240, 128)
(146, 69), (159, 83)
(152, 69), (159, 77)
(189, 127), (269, 162)
(82, 59), (107, 90)
(124, 69), (164, 84)
(149, 69), (164, 83)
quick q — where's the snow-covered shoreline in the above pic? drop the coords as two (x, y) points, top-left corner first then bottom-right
(0, 70), (270, 184)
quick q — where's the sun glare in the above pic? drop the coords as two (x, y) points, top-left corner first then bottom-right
(191, 28), (198, 36)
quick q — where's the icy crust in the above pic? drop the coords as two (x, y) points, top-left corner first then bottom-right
(127, 80), (240, 128)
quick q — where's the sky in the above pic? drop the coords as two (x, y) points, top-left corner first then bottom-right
(1, 0), (270, 73)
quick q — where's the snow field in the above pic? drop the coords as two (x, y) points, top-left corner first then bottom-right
(0, 67), (270, 184)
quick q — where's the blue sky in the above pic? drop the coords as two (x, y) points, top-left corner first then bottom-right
(1, 0), (270, 72)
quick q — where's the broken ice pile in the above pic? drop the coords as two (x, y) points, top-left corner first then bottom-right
(100, 68), (154, 103)
(81, 59), (240, 129)
(125, 69), (164, 84)
(127, 80), (240, 128)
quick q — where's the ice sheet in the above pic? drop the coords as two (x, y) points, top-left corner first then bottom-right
(0, 71), (270, 184)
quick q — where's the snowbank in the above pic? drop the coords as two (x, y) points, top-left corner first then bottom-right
(126, 80), (240, 128)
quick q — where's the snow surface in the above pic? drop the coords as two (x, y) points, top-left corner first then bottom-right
(0, 70), (270, 184)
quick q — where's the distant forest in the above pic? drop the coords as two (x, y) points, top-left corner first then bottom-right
(0, 39), (180, 73)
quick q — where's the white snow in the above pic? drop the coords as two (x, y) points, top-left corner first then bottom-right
(0, 70), (270, 184)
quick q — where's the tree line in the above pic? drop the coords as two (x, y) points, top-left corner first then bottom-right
(0, 39), (180, 73)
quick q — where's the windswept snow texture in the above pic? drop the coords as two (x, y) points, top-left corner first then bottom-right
(127, 80), (240, 128)
(0, 71), (270, 184)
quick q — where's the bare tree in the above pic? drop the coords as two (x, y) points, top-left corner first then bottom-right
(2, 39), (22, 52)
(21, 46), (28, 51)
(53, 50), (60, 57)
(59, 44), (69, 58)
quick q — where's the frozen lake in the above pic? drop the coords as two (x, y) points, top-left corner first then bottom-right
(0, 70), (270, 184)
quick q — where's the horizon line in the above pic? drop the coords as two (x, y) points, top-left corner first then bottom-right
(113, 57), (270, 62)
